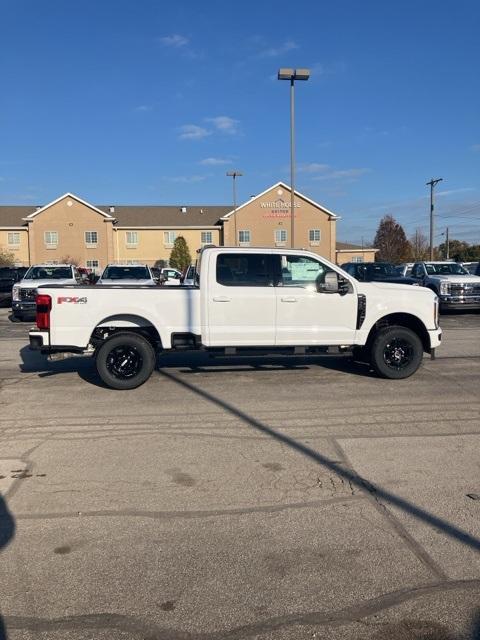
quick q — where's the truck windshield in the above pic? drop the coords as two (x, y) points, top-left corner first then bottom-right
(102, 266), (149, 279)
(364, 263), (397, 278)
(24, 266), (72, 279)
(425, 263), (469, 275)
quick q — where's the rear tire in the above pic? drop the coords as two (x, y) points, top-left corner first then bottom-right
(370, 326), (423, 379)
(95, 332), (156, 390)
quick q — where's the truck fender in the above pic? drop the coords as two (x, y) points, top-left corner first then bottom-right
(92, 314), (162, 349)
(364, 313), (431, 354)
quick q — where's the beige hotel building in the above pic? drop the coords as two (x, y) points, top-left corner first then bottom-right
(0, 182), (376, 272)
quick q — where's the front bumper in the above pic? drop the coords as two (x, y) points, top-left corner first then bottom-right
(12, 301), (36, 317)
(428, 328), (442, 350)
(439, 295), (480, 309)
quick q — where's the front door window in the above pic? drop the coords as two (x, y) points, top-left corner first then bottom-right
(279, 254), (334, 290)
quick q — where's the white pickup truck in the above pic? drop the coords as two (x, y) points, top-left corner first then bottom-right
(29, 247), (442, 389)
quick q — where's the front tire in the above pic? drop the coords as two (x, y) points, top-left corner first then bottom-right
(95, 332), (156, 390)
(370, 326), (423, 379)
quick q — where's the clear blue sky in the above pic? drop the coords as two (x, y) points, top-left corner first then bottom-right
(1, 0), (479, 244)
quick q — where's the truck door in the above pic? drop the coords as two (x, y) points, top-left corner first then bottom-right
(274, 254), (357, 345)
(206, 252), (276, 346)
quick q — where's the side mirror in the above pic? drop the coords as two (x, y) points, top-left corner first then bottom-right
(318, 271), (339, 294)
(317, 272), (350, 295)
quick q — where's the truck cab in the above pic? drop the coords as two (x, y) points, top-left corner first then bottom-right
(12, 264), (83, 321)
(411, 261), (480, 310)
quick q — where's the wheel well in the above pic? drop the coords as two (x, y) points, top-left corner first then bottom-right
(366, 313), (430, 353)
(90, 315), (162, 350)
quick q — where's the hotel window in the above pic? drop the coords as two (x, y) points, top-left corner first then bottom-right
(86, 259), (99, 274)
(126, 231), (138, 247)
(238, 230), (251, 245)
(164, 231), (176, 247)
(201, 231), (212, 245)
(309, 229), (321, 245)
(274, 229), (287, 246)
(85, 231), (98, 247)
(7, 232), (20, 246)
(44, 231), (58, 249)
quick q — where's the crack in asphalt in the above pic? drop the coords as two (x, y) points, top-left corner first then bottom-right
(330, 438), (449, 582)
(4, 578), (480, 638)
(12, 494), (365, 522)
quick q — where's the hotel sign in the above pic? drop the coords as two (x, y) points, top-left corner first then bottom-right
(260, 198), (300, 218)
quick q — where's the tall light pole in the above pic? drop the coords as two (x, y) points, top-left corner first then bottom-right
(426, 177), (443, 260)
(226, 171), (243, 246)
(278, 68), (310, 248)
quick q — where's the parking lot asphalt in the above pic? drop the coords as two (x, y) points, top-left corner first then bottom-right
(0, 309), (479, 639)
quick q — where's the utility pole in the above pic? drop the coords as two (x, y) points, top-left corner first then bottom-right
(426, 178), (443, 260)
(226, 171), (243, 246)
(445, 226), (449, 259)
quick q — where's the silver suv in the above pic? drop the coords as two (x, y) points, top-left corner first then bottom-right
(411, 261), (480, 310)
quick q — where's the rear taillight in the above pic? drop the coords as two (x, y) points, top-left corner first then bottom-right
(36, 294), (51, 330)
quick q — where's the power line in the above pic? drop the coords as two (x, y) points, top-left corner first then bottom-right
(436, 212), (480, 220)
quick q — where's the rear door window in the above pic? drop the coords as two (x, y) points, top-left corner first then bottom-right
(216, 254), (273, 287)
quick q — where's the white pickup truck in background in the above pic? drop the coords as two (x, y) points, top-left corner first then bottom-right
(29, 247), (442, 389)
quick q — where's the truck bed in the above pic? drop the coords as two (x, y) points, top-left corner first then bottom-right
(37, 284), (201, 349)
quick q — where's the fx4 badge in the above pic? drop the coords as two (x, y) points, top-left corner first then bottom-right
(57, 296), (88, 304)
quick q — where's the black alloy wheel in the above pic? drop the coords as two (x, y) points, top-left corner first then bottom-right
(95, 332), (156, 390)
(105, 345), (143, 380)
(370, 326), (423, 379)
(382, 338), (415, 371)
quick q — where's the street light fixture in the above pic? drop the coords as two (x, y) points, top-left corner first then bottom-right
(226, 171), (243, 246)
(278, 68), (310, 248)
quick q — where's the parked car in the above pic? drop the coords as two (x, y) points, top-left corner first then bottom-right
(160, 267), (183, 286)
(462, 262), (479, 275)
(341, 262), (418, 285)
(97, 264), (156, 286)
(410, 261), (480, 310)
(29, 246), (441, 389)
(12, 264), (82, 321)
(181, 264), (197, 286)
(0, 267), (28, 307)
(395, 263), (414, 277)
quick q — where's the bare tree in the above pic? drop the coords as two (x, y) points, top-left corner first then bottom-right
(0, 249), (15, 267)
(410, 229), (429, 261)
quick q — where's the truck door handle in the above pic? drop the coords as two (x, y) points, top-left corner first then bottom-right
(281, 296), (297, 302)
(213, 296), (231, 302)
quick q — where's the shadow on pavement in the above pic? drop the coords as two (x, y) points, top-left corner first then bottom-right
(158, 368), (480, 635)
(158, 367), (480, 557)
(472, 611), (480, 640)
(18, 344), (377, 387)
(0, 495), (15, 640)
